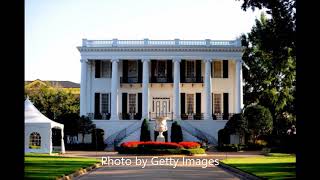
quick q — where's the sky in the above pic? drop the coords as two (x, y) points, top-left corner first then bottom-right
(25, 0), (262, 83)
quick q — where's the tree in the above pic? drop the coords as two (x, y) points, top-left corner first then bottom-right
(171, 121), (183, 143)
(78, 116), (96, 144)
(239, 0), (296, 135)
(140, 119), (151, 141)
(244, 105), (273, 143)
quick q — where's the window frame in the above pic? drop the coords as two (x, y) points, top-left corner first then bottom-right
(186, 93), (195, 114)
(100, 61), (111, 78)
(29, 132), (41, 149)
(100, 93), (109, 114)
(185, 60), (196, 78)
(213, 93), (222, 114)
(128, 93), (137, 113)
(213, 61), (223, 78)
(127, 61), (138, 78)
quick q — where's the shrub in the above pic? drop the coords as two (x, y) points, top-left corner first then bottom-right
(140, 119), (151, 141)
(179, 142), (200, 149)
(218, 128), (230, 146)
(121, 141), (144, 148)
(171, 121), (183, 142)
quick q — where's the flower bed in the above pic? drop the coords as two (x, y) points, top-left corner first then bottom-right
(118, 141), (204, 155)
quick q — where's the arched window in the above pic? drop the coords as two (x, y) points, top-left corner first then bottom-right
(29, 132), (41, 149)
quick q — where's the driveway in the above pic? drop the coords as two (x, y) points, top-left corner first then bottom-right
(64, 151), (263, 180)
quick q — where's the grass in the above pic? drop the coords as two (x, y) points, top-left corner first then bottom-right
(221, 153), (296, 180)
(25, 153), (99, 180)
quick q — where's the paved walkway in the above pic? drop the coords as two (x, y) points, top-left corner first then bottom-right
(61, 151), (263, 180)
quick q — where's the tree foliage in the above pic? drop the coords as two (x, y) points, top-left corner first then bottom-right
(239, 0), (296, 135)
(25, 82), (80, 120)
(244, 105), (273, 143)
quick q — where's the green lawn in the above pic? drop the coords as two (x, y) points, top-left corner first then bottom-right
(221, 153), (296, 180)
(25, 153), (99, 180)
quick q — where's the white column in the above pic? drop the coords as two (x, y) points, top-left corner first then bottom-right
(204, 58), (213, 120)
(110, 59), (119, 120)
(173, 58), (181, 120)
(80, 59), (87, 116)
(142, 59), (150, 120)
(86, 61), (91, 116)
(236, 59), (243, 113)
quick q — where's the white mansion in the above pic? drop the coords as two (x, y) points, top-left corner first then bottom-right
(77, 38), (244, 146)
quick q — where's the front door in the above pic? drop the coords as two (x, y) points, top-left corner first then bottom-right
(152, 97), (170, 119)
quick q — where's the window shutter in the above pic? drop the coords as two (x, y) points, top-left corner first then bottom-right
(223, 60), (228, 78)
(109, 93), (111, 113)
(196, 93), (201, 114)
(138, 93), (142, 116)
(122, 93), (127, 114)
(123, 60), (128, 83)
(167, 60), (172, 82)
(223, 93), (229, 119)
(95, 60), (101, 78)
(138, 60), (142, 83)
(212, 93), (213, 115)
(211, 62), (213, 78)
(94, 93), (100, 115)
(196, 60), (201, 82)
(180, 60), (185, 82)
(151, 60), (156, 82)
(181, 93), (185, 114)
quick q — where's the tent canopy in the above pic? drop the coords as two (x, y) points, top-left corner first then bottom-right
(25, 97), (65, 153)
(25, 97), (63, 129)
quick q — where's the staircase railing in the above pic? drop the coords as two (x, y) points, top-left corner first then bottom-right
(179, 120), (218, 145)
(104, 120), (142, 148)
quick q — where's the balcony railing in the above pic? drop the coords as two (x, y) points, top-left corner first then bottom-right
(182, 76), (203, 83)
(150, 76), (173, 83)
(149, 112), (174, 121)
(88, 113), (110, 120)
(82, 38), (242, 48)
(181, 113), (204, 120)
(212, 113), (235, 120)
(119, 112), (142, 120)
(120, 77), (141, 83)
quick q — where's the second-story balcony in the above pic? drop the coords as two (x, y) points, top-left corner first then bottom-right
(120, 76), (141, 83)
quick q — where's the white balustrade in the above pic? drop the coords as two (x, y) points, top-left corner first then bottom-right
(82, 39), (241, 47)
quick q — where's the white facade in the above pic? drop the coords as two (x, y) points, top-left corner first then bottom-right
(77, 38), (244, 145)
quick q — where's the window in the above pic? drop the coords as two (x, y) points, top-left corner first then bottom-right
(186, 61), (195, 77)
(128, 61), (138, 78)
(213, 61), (222, 78)
(101, 61), (111, 78)
(29, 132), (41, 149)
(186, 94), (194, 114)
(157, 61), (167, 77)
(214, 94), (222, 113)
(128, 94), (136, 113)
(101, 94), (109, 113)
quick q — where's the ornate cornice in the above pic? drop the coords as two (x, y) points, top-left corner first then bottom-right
(77, 46), (243, 53)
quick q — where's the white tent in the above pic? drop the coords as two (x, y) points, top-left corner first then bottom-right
(25, 98), (65, 154)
